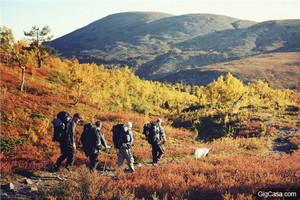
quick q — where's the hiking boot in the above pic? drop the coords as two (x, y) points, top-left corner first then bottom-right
(124, 168), (135, 173)
(52, 164), (59, 172)
(89, 168), (96, 173)
(66, 166), (72, 171)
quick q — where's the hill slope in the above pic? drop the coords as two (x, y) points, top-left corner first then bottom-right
(157, 52), (300, 90)
(51, 12), (300, 88)
(1, 51), (300, 199)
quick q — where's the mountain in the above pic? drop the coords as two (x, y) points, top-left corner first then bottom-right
(50, 12), (300, 88)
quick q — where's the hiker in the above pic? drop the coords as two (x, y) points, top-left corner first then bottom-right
(81, 121), (111, 171)
(54, 113), (82, 171)
(150, 118), (166, 164)
(117, 122), (135, 172)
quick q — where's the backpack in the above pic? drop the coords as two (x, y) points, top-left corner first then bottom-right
(80, 123), (98, 154)
(112, 124), (130, 149)
(143, 122), (159, 144)
(52, 111), (72, 142)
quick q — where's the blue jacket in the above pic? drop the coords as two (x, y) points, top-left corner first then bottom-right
(128, 131), (134, 144)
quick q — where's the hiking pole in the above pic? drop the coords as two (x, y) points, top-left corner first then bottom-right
(102, 148), (110, 174)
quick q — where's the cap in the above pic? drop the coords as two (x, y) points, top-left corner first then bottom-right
(125, 122), (132, 129)
(95, 121), (102, 127)
(157, 118), (162, 124)
(73, 113), (82, 119)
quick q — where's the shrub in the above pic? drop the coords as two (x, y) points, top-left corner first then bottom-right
(0, 137), (29, 155)
(43, 167), (135, 200)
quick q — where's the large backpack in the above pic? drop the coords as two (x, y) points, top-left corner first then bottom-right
(143, 122), (159, 144)
(52, 111), (72, 142)
(80, 123), (98, 153)
(112, 124), (130, 149)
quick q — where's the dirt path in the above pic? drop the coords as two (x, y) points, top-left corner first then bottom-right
(1, 171), (64, 200)
(0, 163), (157, 199)
(268, 127), (299, 155)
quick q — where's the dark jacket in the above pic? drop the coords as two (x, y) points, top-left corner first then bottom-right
(61, 120), (76, 152)
(95, 129), (109, 149)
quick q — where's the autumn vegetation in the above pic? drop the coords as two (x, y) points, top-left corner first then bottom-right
(1, 26), (299, 199)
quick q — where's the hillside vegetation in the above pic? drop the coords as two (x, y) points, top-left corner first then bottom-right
(1, 48), (300, 199)
(157, 52), (300, 90)
(50, 12), (300, 87)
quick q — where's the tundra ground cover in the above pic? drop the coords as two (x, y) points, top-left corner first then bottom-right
(1, 53), (299, 199)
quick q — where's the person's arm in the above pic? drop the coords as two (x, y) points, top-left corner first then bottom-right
(100, 131), (109, 149)
(159, 126), (166, 142)
(65, 122), (73, 143)
(66, 121), (76, 149)
(129, 131), (134, 144)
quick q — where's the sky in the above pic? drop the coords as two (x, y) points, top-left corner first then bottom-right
(1, 0), (299, 41)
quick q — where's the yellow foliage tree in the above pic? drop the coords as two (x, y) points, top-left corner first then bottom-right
(204, 73), (248, 113)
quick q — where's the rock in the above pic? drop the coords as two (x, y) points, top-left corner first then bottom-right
(29, 185), (38, 192)
(1, 183), (15, 191)
(1, 193), (9, 199)
(44, 183), (52, 188)
(24, 178), (34, 185)
(135, 163), (142, 168)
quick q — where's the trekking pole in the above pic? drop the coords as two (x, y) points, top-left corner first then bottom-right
(102, 148), (110, 174)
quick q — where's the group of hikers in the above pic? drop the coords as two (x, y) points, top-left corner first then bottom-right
(52, 112), (166, 173)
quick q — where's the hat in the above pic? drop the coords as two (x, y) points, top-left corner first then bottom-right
(125, 122), (132, 129)
(95, 121), (102, 127)
(73, 113), (82, 119)
(157, 118), (162, 124)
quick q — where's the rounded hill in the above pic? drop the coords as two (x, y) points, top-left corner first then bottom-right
(50, 12), (300, 89)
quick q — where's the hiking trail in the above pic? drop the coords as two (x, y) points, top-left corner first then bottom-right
(267, 127), (299, 155)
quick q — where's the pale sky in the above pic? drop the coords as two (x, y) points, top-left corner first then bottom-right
(1, 0), (299, 41)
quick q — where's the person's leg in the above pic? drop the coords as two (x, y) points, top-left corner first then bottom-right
(66, 148), (75, 170)
(117, 149), (125, 167)
(55, 153), (68, 170)
(157, 144), (165, 162)
(152, 143), (158, 163)
(89, 152), (99, 171)
(54, 144), (69, 170)
(124, 149), (135, 172)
